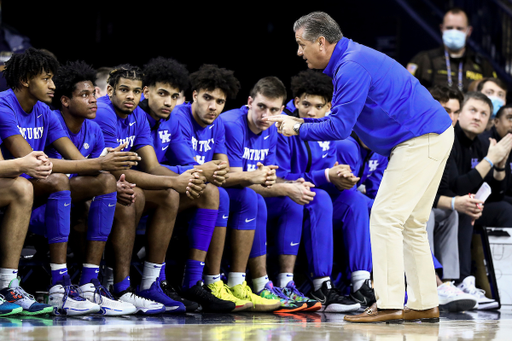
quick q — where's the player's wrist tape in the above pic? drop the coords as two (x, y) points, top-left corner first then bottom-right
(325, 168), (331, 183)
(484, 157), (494, 168)
(451, 197), (456, 211)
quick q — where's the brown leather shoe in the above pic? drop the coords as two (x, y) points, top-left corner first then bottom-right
(344, 303), (403, 323)
(403, 306), (440, 323)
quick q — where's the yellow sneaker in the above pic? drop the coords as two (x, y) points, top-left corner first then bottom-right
(207, 281), (252, 312)
(230, 281), (281, 312)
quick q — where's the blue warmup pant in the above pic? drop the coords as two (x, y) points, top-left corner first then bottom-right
(249, 194), (267, 259)
(266, 188), (333, 278)
(216, 187), (229, 227)
(331, 188), (372, 273)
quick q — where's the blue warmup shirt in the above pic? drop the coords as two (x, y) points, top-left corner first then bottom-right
(0, 89), (67, 160)
(336, 137), (388, 201)
(223, 106), (277, 171)
(299, 37), (452, 156)
(139, 99), (196, 174)
(46, 110), (106, 160)
(276, 103), (337, 187)
(93, 96), (153, 152)
(167, 103), (227, 166)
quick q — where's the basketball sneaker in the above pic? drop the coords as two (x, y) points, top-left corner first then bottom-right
(207, 280), (252, 312)
(0, 294), (22, 316)
(258, 281), (307, 313)
(48, 275), (100, 316)
(437, 281), (477, 312)
(116, 286), (165, 315)
(0, 278), (53, 315)
(457, 276), (498, 310)
(230, 281), (281, 312)
(183, 281), (236, 313)
(281, 281), (321, 312)
(136, 278), (186, 313)
(350, 279), (376, 307)
(80, 278), (137, 316)
(160, 280), (199, 312)
(309, 280), (360, 313)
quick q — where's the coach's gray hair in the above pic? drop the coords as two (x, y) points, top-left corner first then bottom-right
(293, 12), (343, 44)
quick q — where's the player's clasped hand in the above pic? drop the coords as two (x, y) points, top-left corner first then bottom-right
(328, 162), (360, 190)
(250, 162), (278, 187)
(116, 173), (136, 206)
(100, 142), (142, 171)
(22, 150), (53, 179)
(197, 160), (229, 186)
(176, 169), (207, 200)
(289, 178), (316, 205)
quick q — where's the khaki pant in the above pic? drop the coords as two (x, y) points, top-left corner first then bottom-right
(371, 126), (454, 310)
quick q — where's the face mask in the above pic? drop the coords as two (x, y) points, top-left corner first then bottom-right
(442, 29), (467, 50)
(488, 96), (505, 118)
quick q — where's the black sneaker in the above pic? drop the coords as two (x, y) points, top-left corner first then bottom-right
(350, 279), (376, 307)
(183, 281), (236, 313)
(309, 280), (360, 313)
(160, 280), (200, 312)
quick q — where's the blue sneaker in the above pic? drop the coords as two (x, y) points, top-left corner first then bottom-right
(0, 294), (22, 316)
(0, 278), (53, 316)
(136, 278), (186, 313)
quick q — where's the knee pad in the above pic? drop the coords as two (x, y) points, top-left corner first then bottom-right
(216, 187), (230, 227)
(46, 190), (71, 244)
(87, 191), (117, 242)
(249, 194), (267, 259)
(226, 187), (258, 230)
(188, 208), (217, 251)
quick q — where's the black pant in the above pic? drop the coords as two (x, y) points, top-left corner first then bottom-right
(457, 200), (512, 281)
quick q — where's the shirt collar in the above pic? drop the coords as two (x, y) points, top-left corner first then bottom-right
(323, 37), (348, 78)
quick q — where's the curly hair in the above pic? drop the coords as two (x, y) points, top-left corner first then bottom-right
(3, 47), (59, 91)
(107, 64), (144, 90)
(52, 60), (97, 110)
(290, 70), (333, 103)
(189, 64), (240, 99)
(143, 56), (189, 91)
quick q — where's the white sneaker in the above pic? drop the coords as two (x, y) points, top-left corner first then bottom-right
(457, 276), (499, 310)
(79, 279), (137, 316)
(116, 287), (165, 315)
(49, 275), (100, 316)
(437, 281), (477, 312)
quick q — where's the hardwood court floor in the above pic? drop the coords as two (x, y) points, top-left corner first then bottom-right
(0, 308), (509, 340)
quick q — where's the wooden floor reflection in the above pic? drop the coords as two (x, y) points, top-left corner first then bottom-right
(0, 309), (509, 340)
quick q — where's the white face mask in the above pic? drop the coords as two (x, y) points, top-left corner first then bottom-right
(488, 96), (505, 118)
(442, 29), (467, 50)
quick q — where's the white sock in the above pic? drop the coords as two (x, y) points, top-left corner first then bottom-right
(0, 268), (18, 289)
(50, 263), (67, 271)
(277, 273), (293, 288)
(351, 270), (371, 292)
(204, 274), (221, 285)
(228, 272), (246, 288)
(313, 277), (330, 291)
(252, 275), (269, 293)
(141, 261), (162, 291)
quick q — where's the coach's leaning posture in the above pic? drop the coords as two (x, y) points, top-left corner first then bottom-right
(266, 11), (454, 323)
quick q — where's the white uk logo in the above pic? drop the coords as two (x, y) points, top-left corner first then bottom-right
(368, 160), (379, 172)
(159, 130), (171, 143)
(318, 141), (330, 151)
(84, 143), (90, 150)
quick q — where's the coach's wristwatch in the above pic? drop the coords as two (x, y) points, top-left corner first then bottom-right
(293, 122), (302, 134)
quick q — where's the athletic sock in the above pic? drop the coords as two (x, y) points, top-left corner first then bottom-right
(351, 270), (371, 292)
(252, 275), (269, 293)
(140, 261), (162, 291)
(204, 274), (221, 285)
(113, 276), (131, 295)
(228, 272), (246, 288)
(79, 263), (100, 286)
(0, 268), (18, 289)
(159, 262), (167, 282)
(313, 277), (330, 291)
(50, 263), (68, 286)
(182, 259), (204, 290)
(277, 273), (294, 288)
